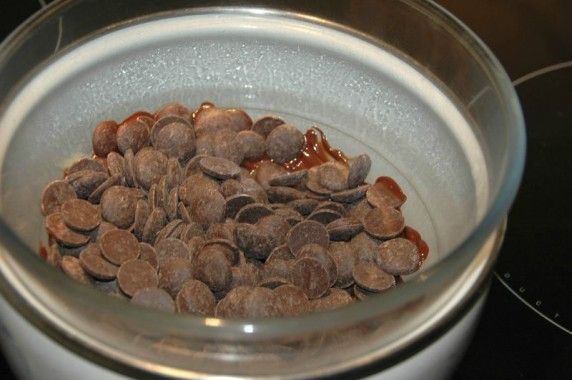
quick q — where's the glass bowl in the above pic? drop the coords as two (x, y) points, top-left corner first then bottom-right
(0, 0), (525, 378)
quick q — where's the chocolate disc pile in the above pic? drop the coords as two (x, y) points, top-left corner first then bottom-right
(40, 102), (426, 318)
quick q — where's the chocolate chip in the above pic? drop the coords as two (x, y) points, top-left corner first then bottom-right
(60, 199), (101, 232)
(237, 130), (266, 160)
(273, 207), (303, 226)
(230, 264), (259, 288)
(195, 133), (214, 156)
(142, 207), (167, 243)
(169, 222), (186, 240)
(328, 242), (356, 288)
(376, 238), (420, 275)
(92, 120), (119, 157)
(134, 147), (168, 190)
(267, 186), (306, 203)
(266, 124), (304, 164)
(46, 243), (62, 267)
(154, 219), (184, 245)
(274, 284), (310, 316)
(304, 191), (329, 201)
(288, 198), (319, 216)
(251, 116), (284, 137)
(155, 121), (196, 162)
(100, 185), (137, 228)
(184, 232), (205, 252)
(235, 203), (273, 224)
(298, 243), (337, 287)
(317, 162), (349, 192)
(106, 152), (125, 179)
(193, 249), (232, 292)
(312, 288), (353, 312)
(212, 129), (245, 165)
(190, 189), (225, 228)
(139, 242), (158, 270)
(151, 114), (190, 145)
(215, 286), (251, 318)
(57, 244), (85, 258)
(255, 161), (288, 189)
(347, 154), (371, 188)
(292, 257), (330, 299)
(41, 180), (77, 216)
(154, 237), (191, 265)
(131, 287), (175, 312)
(352, 262), (395, 292)
(164, 159), (182, 192)
(90, 221), (117, 242)
(199, 156), (241, 180)
(165, 187), (179, 221)
(330, 184), (370, 203)
(350, 232), (379, 263)
(99, 229), (140, 265)
(61, 256), (93, 285)
(158, 258), (194, 297)
(366, 180), (406, 209)
(259, 277), (290, 289)
(155, 175), (169, 209)
(308, 209), (342, 225)
(203, 239), (239, 265)
(239, 176), (268, 203)
(183, 155), (207, 179)
(347, 199), (374, 222)
(223, 194), (255, 219)
(363, 206), (405, 239)
(242, 287), (282, 318)
(133, 199), (150, 240)
(315, 200), (346, 215)
(206, 222), (236, 245)
(123, 148), (138, 187)
(45, 213), (90, 247)
(257, 214), (290, 246)
(66, 170), (108, 199)
(117, 120), (150, 154)
(179, 173), (220, 205)
(235, 223), (275, 260)
(327, 217), (363, 241)
(79, 244), (118, 280)
(87, 174), (122, 204)
(156, 103), (193, 124)
(177, 202), (195, 223)
(66, 158), (107, 176)
(219, 179), (243, 198)
(305, 167), (331, 196)
(117, 259), (158, 297)
(194, 107), (252, 136)
(260, 258), (292, 282)
(176, 279), (216, 316)
(269, 170), (308, 187)
(286, 220), (329, 256)
(353, 284), (377, 301)
(267, 245), (295, 262)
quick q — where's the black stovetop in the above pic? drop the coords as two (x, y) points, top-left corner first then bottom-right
(1, 1), (571, 379)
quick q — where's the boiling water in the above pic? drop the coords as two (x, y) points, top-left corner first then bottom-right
(0, 13), (489, 268)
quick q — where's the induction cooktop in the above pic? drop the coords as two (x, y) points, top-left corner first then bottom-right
(1, 1), (571, 379)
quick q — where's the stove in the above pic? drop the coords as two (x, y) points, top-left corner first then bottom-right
(1, 1), (571, 379)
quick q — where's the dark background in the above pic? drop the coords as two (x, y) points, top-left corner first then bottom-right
(1, 0), (571, 379)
